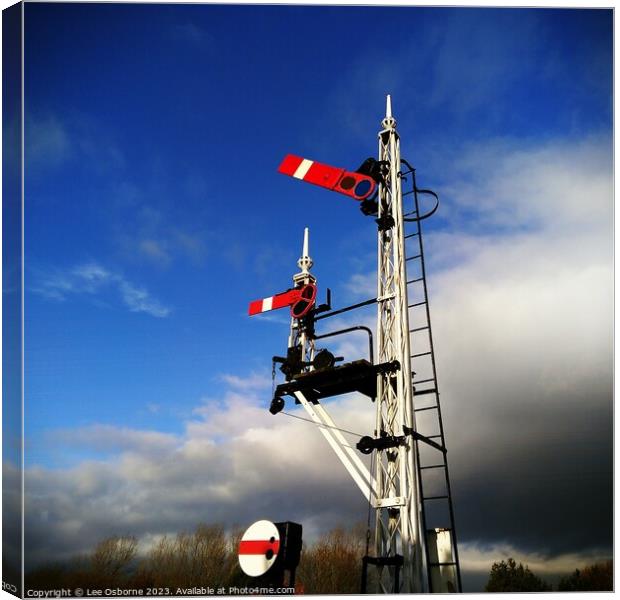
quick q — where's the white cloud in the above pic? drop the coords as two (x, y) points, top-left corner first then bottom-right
(53, 425), (178, 456)
(118, 280), (170, 318)
(172, 230), (207, 264)
(138, 239), (172, 267)
(26, 113), (126, 175)
(30, 261), (171, 318)
(218, 372), (272, 391)
(26, 115), (71, 168)
(439, 134), (612, 234)
(246, 311), (291, 326)
(117, 209), (208, 269)
(24, 378), (374, 569)
(423, 136), (612, 404)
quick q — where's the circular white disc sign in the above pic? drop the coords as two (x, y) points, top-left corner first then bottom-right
(238, 519), (280, 577)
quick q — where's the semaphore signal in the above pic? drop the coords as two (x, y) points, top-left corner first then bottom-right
(248, 283), (317, 318)
(247, 96), (461, 594)
(278, 154), (378, 201)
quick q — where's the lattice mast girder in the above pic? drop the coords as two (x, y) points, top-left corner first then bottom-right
(373, 96), (424, 593)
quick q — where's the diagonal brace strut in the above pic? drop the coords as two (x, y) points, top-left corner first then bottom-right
(293, 390), (377, 503)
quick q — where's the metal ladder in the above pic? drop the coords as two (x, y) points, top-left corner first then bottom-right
(400, 159), (463, 593)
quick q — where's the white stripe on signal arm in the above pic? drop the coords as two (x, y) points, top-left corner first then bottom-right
(262, 297), (273, 312)
(293, 159), (313, 179)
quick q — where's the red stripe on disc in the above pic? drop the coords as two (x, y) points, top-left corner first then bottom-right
(238, 539), (280, 555)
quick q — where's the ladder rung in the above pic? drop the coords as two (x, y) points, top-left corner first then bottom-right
(415, 405), (438, 412)
(363, 555), (404, 567)
(409, 325), (429, 333)
(411, 351), (432, 358)
(408, 300), (427, 308)
(429, 561), (457, 566)
(407, 277), (424, 284)
(404, 232), (419, 239)
(420, 464), (445, 470)
(406, 254), (421, 262)
(412, 377), (435, 384)
(427, 435), (442, 440)
(413, 388), (437, 396)
(424, 495), (449, 501)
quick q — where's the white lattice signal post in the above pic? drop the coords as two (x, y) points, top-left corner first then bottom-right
(372, 96), (424, 593)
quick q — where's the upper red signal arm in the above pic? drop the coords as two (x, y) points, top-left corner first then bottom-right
(278, 154), (376, 201)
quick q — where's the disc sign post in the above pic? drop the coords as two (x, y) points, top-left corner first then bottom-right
(238, 520), (280, 577)
(238, 520), (302, 588)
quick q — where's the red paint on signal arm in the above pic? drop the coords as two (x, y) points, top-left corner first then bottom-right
(278, 154), (376, 201)
(301, 161), (344, 190)
(277, 154), (305, 177)
(248, 289), (301, 316)
(248, 284), (317, 317)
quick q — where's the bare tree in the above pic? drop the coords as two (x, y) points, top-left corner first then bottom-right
(297, 524), (367, 594)
(89, 536), (138, 587)
(139, 524), (237, 589)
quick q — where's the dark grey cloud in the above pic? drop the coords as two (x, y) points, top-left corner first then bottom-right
(3, 462), (23, 573)
(450, 384), (612, 555)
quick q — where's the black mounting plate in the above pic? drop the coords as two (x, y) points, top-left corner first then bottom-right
(274, 359), (399, 404)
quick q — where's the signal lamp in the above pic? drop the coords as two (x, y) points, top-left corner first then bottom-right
(354, 179), (372, 197)
(360, 198), (378, 216)
(334, 172), (376, 200)
(269, 396), (285, 415)
(357, 436), (375, 455)
(313, 349), (336, 371)
(339, 176), (356, 190)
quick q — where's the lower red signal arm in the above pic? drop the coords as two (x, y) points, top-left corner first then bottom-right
(248, 288), (302, 316)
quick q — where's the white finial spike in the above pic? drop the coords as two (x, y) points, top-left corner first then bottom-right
(382, 94), (396, 129)
(297, 227), (313, 275)
(302, 227), (309, 258)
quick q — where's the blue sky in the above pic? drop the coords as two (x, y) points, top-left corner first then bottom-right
(18, 3), (613, 589)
